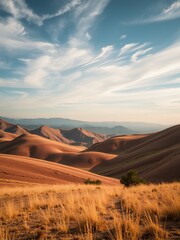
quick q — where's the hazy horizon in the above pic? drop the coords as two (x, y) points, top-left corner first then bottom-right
(1, 114), (177, 126)
(0, 0), (180, 124)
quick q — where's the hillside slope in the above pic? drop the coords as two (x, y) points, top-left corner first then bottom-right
(57, 151), (116, 170)
(86, 134), (147, 154)
(61, 128), (107, 146)
(30, 125), (73, 144)
(0, 134), (85, 160)
(0, 153), (119, 185)
(90, 125), (180, 182)
(0, 119), (29, 135)
(0, 130), (17, 142)
(0, 120), (179, 183)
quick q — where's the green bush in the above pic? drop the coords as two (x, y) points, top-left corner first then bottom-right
(120, 170), (146, 187)
(84, 178), (102, 185)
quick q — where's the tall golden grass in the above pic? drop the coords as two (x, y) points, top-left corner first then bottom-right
(0, 182), (179, 239)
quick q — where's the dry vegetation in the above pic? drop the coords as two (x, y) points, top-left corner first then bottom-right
(0, 183), (179, 240)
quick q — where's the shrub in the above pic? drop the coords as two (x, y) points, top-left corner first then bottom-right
(84, 178), (102, 185)
(120, 170), (146, 187)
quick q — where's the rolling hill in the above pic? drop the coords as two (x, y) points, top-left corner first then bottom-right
(0, 118), (29, 135)
(0, 130), (116, 171)
(61, 128), (107, 147)
(30, 125), (73, 144)
(57, 151), (116, 170)
(0, 130), (17, 142)
(0, 153), (119, 185)
(30, 126), (107, 147)
(0, 118), (179, 183)
(86, 134), (147, 154)
(89, 125), (180, 182)
(0, 133), (85, 160)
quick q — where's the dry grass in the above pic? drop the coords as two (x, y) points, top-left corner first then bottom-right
(0, 225), (13, 240)
(0, 182), (179, 239)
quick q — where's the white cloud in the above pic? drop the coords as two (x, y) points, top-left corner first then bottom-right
(160, 0), (180, 20)
(42, 0), (81, 21)
(0, 0), (109, 29)
(149, 0), (180, 23)
(0, 18), (56, 53)
(128, 0), (180, 24)
(131, 47), (153, 62)
(120, 34), (127, 40)
(74, 0), (110, 37)
(0, 0), (179, 124)
(23, 55), (52, 87)
(85, 32), (92, 41)
(119, 43), (139, 55)
(1, 40), (180, 124)
(0, 18), (25, 37)
(0, 0), (42, 25)
(0, 0), (82, 26)
(97, 45), (114, 59)
(0, 78), (21, 87)
(83, 45), (114, 67)
(172, 78), (180, 84)
(10, 91), (29, 99)
(118, 43), (149, 59)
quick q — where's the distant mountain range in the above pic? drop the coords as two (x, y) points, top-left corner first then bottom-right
(0, 116), (167, 134)
(0, 119), (107, 147)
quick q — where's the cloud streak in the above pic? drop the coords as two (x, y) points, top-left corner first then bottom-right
(0, 0), (83, 25)
(0, 0), (42, 25)
(42, 0), (81, 21)
(127, 0), (180, 25)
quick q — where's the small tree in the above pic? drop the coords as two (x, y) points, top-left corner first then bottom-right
(120, 170), (146, 187)
(84, 178), (102, 185)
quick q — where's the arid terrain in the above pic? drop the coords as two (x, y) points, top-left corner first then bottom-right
(0, 153), (119, 186)
(0, 183), (179, 239)
(0, 118), (179, 239)
(0, 119), (179, 183)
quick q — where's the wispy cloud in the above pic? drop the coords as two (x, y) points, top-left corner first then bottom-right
(0, 17), (26, 37)
(127, 0), (180, 24)
(85, 32), (92, 41)
(5, 40), (179, 105)
(120, 34), (127, 40)
(131, 47), (153, 62)
(10, 91), (29, 99)
(0, 0), (179, 123)
(72, 0), (110, 41)
(42, 0), (81, 21)
(0, 0), (82, 26)
(0, 18), (56, 52)
(119, 43), (139, 55)
(158, 0), (180, 21)
(0, 0), (42, 25)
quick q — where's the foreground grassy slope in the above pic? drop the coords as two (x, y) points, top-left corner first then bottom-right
(0, 183), (179, 239)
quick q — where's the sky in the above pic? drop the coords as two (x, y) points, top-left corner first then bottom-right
(0, 0), (180, 124)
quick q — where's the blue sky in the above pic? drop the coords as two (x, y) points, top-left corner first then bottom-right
(0, 0), (180, 124)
